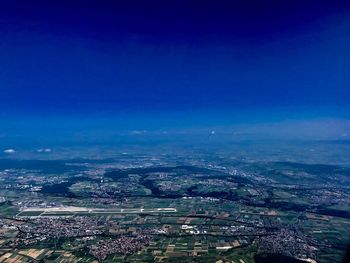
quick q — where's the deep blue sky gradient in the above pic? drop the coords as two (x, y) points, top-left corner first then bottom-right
(0, 0), (350, 141)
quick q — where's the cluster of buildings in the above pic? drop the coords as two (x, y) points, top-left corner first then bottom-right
(15, 217), (104, 246)
(257, 227), (318, 261)
(89, 234), (152, 260)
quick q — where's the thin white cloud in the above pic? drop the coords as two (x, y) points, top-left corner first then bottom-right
(3, 149), (16, 154)
(37, 148), (52, 153)
(131, 130), (147, 135)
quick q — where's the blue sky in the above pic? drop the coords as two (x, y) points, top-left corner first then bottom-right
(0, 1), (350, 143)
